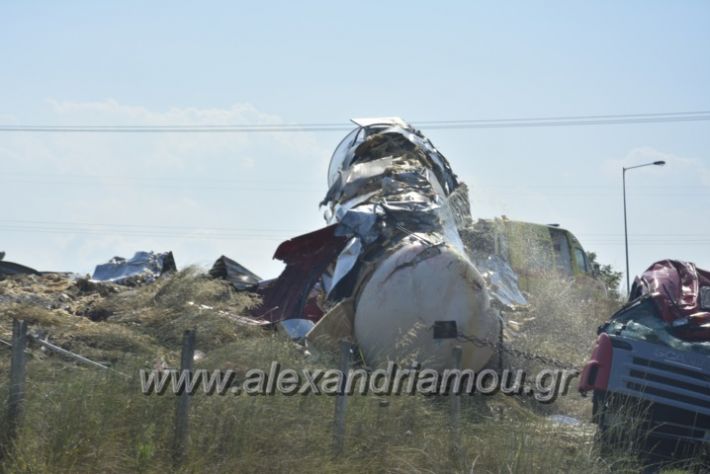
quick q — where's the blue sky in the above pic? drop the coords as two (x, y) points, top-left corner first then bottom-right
(1, 1), (709, 284)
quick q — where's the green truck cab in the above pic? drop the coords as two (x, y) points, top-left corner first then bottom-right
(465, 216), (593, 292)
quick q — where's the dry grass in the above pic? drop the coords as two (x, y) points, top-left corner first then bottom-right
(512, 273), (620, 367)
(0, 268), (260, 366)
(500, 271), (623, 420)
(0, 270), (704, 473)
(1, 336), (645, 474)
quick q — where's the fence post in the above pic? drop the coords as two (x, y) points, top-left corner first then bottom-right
(333, 339), (351, 455)
(449, 345), (463, 467)
(173, 329), (196, 467)
(5, 319), (28, 450)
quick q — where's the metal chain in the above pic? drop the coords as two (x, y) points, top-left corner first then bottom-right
(457, 332), (579, 371)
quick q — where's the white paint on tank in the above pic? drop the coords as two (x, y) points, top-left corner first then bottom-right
(354, 239), (500, 372)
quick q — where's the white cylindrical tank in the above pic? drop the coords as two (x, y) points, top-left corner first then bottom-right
(354, 240), (499, 371)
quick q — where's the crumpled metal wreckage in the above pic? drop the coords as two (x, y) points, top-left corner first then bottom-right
(627, 259), (710, 342)
(209, 255), (261, 291)
(249, 117), (528, 370)
(2, 119), (533, 364)
(0, 251), (41, 277)
(91, 251), (177, 285)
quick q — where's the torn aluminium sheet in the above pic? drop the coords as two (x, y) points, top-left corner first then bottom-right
(91, 251), (177, 285)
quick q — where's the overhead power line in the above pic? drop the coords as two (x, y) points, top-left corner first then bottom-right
(0, 218), (306, 233)
(2, 219), (710, 245)
(1, 110), (710, 133)
(0, 220), (305, 242)
(2, 225), (709, 245)
(3, 225), (708, 245)
(0, 173), (703, 190)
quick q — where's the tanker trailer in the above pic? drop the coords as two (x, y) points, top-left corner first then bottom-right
(259, 118), (502, 371)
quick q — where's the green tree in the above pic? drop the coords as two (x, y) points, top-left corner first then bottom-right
(587, 251), (623, 301)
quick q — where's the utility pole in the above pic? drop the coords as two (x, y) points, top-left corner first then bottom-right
(622, 160), (666, 295)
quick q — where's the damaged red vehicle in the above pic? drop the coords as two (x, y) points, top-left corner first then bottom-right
(579, 260), (710, 461)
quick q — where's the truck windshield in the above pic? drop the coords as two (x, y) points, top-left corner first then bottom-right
(605, 297), (710, 355)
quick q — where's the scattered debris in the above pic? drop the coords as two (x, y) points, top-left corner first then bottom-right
(277, 318), (315, 342)
(254, 225), (346, 323)
(0, 269), (262, 366)
(74, 277), (121, 297)
(91, 250), (177, 286)
(209, 255), (260, 290)
(187, 301), (270, 328)
(29, 332), (114, 371)
(0, 252), (41, 277)
(306, 298), (355, 354)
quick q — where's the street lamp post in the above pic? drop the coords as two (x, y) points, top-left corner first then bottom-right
(623, 160), (666, 295)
